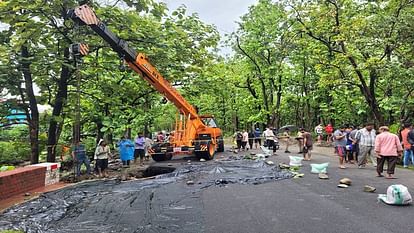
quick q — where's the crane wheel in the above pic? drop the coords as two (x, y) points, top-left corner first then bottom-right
(151, 153), (173, 162)
(195, 141), (215, 160)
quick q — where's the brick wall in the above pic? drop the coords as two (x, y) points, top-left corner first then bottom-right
(0, 166), (46, 200)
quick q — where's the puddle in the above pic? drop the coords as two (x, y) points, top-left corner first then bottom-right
(0, 159), (292, 233)
(143, 166), (176, 177)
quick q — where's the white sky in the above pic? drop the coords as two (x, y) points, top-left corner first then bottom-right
(159, 0), (258, 55)
(160, 0), (257, 34)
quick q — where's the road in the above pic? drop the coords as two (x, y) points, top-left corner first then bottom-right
(203, 147), (414, 233)
(0, 145), (413, 233)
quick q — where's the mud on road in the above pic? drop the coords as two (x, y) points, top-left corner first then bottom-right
(0, 156), (292, 233)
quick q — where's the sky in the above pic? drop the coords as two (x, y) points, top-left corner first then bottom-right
(159, 0), (258, 54)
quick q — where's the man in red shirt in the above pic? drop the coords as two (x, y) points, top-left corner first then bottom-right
(400, 122), (413, 168)
(325, 124), (334, 143)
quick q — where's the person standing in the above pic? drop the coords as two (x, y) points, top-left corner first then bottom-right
(94, 139), (111, 178)
(117, 136), (134, 167)
(401, 122), (414, 168)
(296, 130), (304, 154)
(315, 124), (324, 145)
(241, 130), (249, 151)
(248, 130), (255, 150)
(375, 126), (403, 179)
(345, 126), (355, 164)
(301, 128), (313, 160)
(71, 140), (91, 177)
(254, 128), (262, 149)
(325, 124), (334, 143)
(334, 126), (348, 169)
(349, 125), (360, 163)
(134, 132), (146, 166)
(264, 127), (277, 155)
(233, 130), (243, 152)
(144, 134), (153, 161)
(355, 123), (377, 168)
(283, 128), (291, 153)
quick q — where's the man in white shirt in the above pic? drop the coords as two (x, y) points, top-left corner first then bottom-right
(144, 134), (153, 161)
(242, 130), (249, 151)
(264, 127), (277, 155)
(315, 124), (324, 145)
(355, 122), (377, 168)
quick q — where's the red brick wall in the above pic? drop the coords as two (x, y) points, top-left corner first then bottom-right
(0, 166), (46, 200)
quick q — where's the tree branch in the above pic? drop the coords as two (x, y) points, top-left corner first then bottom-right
(236, 36), (262, 74)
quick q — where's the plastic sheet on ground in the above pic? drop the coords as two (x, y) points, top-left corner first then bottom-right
(0, 158), (293, 233)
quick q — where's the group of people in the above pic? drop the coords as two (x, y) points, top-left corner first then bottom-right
(314, 123), (334, 144)
(329, 122), (412, 179)
(117, 133), (153, 167)
(71, 132), (154, 178)
(233, 128), (263, 152)
(232, 127), (314, 160)
(271, 127), (313, 160)
(70, 139), (113, 178)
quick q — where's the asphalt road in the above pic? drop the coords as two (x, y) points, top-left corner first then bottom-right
(1, 145), (413, 233)
(202, 147), (414, 233)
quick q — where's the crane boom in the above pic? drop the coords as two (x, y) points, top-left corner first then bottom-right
(67, 5), (199, 119)
(67, 4), (224, 161)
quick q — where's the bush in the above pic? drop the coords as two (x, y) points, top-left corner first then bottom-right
(0, 126), (30, 164)
(0, 141), (30, 164)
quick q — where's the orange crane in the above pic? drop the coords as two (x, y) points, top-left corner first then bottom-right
(67, 5), (223, 161)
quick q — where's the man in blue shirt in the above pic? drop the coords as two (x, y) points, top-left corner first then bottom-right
(254, 128), (262, 149)
(71, 140), (91, 177)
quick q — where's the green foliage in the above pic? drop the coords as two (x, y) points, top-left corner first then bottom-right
(222, 0), (414, 130)
(2, 0), (414, 160)
(0, 126), (30, 163)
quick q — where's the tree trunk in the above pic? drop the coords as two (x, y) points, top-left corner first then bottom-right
(103, 103), (114, 144)
(96, 120), (104, 143)
(47, 47), (70, 162)
(221, 95), (226, 131)
(340, 42), (384, 125)
(21, 46), (39, 164)
(274, 75), (283, 129)
(143, 95), (151, 137)
(259, 75), (271, 126)
(125, 128), (132, 139)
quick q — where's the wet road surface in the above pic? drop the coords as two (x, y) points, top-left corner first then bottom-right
(1, 147), (413, 233)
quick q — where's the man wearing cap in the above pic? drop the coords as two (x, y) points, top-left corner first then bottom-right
(375, 126), (403, 179)
(355, 122), (377, 168)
